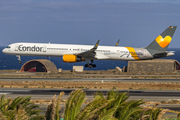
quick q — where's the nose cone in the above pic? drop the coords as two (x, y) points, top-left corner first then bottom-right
(2, 48), (8, 54)
(2, 48), (5, 53)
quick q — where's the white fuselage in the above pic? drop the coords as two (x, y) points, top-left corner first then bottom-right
(2, 42), (155, 61)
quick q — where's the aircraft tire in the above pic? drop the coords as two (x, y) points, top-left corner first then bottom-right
(88, 64), (92, 68)
(85, 64), (89, 68)
(92, 64), (96, 68)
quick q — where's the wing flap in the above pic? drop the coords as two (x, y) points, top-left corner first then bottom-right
(95, 53), (109, 59)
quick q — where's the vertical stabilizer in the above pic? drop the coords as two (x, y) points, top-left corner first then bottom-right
(146, 26), (177, 53)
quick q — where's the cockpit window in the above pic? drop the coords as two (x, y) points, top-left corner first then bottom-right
(7, 46), (11, 48)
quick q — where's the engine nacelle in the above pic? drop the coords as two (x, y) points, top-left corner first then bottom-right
(62, 54), (84, 63)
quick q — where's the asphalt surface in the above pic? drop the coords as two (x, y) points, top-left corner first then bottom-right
(1, 88), (180, 97)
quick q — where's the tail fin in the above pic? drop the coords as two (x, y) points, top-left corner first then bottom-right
(145, 26), (177, 52)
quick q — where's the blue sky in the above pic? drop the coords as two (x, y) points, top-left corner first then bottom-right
(0, 0), (180, 48)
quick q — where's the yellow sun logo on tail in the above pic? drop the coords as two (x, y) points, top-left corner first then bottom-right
(155, 35), (172, 48)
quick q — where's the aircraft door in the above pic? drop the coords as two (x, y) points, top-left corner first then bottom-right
(142, 50), (147, 57)
(116, 50), (120, 55)
(43, 45), (46, 52)
(15, 44), (19, 51)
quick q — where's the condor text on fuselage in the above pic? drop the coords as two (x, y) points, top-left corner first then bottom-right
(17, 45), (43, 52)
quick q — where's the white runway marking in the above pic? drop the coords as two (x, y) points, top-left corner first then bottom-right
(0, 93), (10, 95)
(0, 89), (31, 92)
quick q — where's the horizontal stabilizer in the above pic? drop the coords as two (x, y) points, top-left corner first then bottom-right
(153, 51), (174, 58)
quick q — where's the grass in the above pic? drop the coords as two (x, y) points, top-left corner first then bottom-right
(1, 79), (180, 90)
(160, 99), (180, 104)
(139, 87), (146, 90)
(165, 118), (179, 120)
(24, 85), (29, 88)
(112, 86), (116, 89)
(77, 86), (84, 89)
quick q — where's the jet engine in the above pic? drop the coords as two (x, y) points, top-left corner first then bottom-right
(62, 54), (84, 63)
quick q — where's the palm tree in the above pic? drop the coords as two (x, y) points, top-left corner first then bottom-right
(45, 89), (165, 120)
(63, 89), (145, 120)
(64, 89), (86, 120)
(0, 89), (167, 120)
(45, 92), (65, 120)
(0, 95), (44, 120)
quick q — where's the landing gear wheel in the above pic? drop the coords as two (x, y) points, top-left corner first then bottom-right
(92, 64), (96, 68)
(85, 63), (96, 68)
(85, 64), (89, 68)
(18, 61), (22, 64)
(88, 64), (93, 68)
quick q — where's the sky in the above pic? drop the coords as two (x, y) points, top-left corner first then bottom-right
(0, 0), (180, 48)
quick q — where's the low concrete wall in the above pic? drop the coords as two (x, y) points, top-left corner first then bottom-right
(116, 66), (122, 72)
(127, 59), (179, 73)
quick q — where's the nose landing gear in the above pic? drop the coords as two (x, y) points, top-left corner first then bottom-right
(16, 55), (22, 64)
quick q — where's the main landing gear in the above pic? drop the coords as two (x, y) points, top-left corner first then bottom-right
(85, 63), (96, 68)
(84, 60), (96, 68)
(16, 55), (22, 64)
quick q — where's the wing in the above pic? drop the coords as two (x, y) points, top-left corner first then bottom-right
(75, 40), (100, 59)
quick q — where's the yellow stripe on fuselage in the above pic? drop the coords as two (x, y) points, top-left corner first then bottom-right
(125, 47), (140, 60)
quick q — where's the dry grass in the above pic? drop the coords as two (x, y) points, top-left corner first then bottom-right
(160, 99), (180, 104)
(1, 69), (180, 79)
(0, 81), (180, 90)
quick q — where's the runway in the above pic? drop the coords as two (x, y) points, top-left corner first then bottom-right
(1, 88), (180, 97)
(1, 77), (180, 83)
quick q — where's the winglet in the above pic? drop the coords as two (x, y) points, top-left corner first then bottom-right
(92, 39), (100, 50)
(75, 40), (100, 58)
(115, 39), (120, 46)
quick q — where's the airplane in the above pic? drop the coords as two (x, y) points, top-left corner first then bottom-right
(2, 26), (177, 68)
